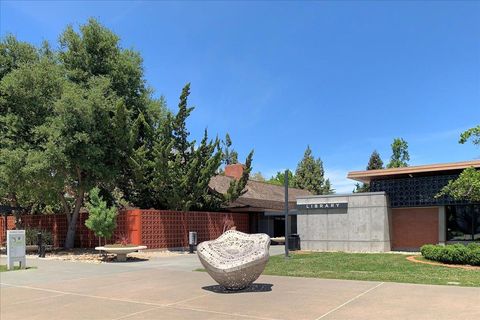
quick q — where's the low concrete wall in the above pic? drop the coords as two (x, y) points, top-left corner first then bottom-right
(297, 192), (391, 252)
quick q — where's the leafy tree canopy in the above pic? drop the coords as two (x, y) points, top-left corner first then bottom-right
(0, 35), (38, 79)
(387, 138), (410, 168)
(437, 125), (480, 202)
(251, 172), (266, 182)
(437, 167), (480, 202)
(0, 19), (252, 248)
(459, 125), (480, 146)
(268, 170), (295, 187)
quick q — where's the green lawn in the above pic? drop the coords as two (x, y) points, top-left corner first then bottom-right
(263, 252), (480, 287)
(0, 265), (35, 272)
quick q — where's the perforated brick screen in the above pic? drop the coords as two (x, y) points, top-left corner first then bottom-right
(0, 210), (249, 249)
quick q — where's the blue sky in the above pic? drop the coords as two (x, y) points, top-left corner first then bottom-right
(1, 1), (479, 193)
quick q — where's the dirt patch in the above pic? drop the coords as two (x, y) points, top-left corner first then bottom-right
(22, 248), (187, 264)
(407, 255), (480, 270)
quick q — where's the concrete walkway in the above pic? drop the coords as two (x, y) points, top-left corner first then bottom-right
(1, 251), (479, 320)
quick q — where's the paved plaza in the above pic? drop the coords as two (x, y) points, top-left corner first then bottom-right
(1, 249), (479, 320)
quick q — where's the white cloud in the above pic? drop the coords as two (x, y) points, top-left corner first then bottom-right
(325, 168), (356, 194)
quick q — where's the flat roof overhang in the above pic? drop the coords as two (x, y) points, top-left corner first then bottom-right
(264, 209), (300, 216)
(347, 160), (480, 183)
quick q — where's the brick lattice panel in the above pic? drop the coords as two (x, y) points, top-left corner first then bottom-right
(139, 210), (249, 249)
(1, 210), (249, 249)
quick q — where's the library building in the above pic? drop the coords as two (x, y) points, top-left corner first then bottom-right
(297, 160), (480, 252)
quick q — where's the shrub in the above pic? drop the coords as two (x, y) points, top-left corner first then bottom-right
(467, 243), (480, 265)
(85, 187), (117, 244)
(25, 228), (53, 246)
(421, 243), (480, 266)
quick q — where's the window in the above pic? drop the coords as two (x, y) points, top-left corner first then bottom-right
(446, 205), (480, 241)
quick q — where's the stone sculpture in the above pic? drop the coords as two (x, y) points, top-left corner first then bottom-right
(197, 230), (270, 290)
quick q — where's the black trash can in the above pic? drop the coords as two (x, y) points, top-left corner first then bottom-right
(288, 234), (301, 251)
(188, 231), (198, 253)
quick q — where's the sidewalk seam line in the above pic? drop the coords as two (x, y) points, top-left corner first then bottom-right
(169, 304), (283, 320)
(315, 282), (385, 320)
(1, 282), (281, 320)
(164, 293), (209, 306)
(111, 306), (164, 320)
(3, 293), (66, 306)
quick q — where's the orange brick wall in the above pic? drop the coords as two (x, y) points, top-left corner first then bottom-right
(0, 210), (249, 249)
(0, 213), (128, 248)
(392, 207), (439, 250)
(139, 210), (249, 248)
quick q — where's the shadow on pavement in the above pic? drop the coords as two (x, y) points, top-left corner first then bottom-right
(202, 283), (273, 294)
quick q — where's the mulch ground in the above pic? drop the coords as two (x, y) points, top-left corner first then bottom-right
(407, 255), (480, 270)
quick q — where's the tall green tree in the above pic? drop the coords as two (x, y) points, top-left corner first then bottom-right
(0, 19), (165, 248)
(222, 151), (254, 204)
(0, 19), (254, 248)
(149, 83), (222, 211)
(387, 138), (410, 168)
(0, 35), (38, 80)
(437, 167), (480, 202)
(294, 146), (333, 195)
(268, 170), (295, 187)
(251, 172), (266, 182)
(0, 45), (63, 218)
(222, 133), (238, 166)
(367, 150), (384, 170)
(137, 83), (253, 211)
(437, 125), (480, 202)
(354, 150), (384, 193)
(459, 125), (480, 146)
(41, 77), (129, 248)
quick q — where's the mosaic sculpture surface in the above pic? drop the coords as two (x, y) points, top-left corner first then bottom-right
(197, 230), (270, 290)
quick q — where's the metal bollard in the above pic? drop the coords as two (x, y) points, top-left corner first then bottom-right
(37, 232), (46, 258)
(188, 231), (197, 254)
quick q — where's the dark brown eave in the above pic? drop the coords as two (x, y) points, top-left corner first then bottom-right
(347, 160), (480, 183)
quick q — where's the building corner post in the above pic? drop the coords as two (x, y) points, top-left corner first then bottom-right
(284, 169), (289, 258)
(438, 206), (446, 245)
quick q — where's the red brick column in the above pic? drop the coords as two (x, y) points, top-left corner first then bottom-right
(126, 209), (142, 245)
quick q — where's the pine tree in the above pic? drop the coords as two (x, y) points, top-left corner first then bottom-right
(251, 172), (266, 182)
(85, 187), (118, 246)
(222, 133), (238, 165)
(150, 84), (224, 211)
(223, 151), (254, 203)
(322, 179), (335, 194)
(294, 146), (333, 195)
(387, 138), (410, 168)
(354, 150), (384, 193)
(367, 150), (384, 170)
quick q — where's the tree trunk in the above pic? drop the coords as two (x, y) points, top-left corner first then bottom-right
(64, 188), (85, 249)
(9, 194), (21, 229)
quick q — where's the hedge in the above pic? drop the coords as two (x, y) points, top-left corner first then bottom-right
(421, 243), (480, 266)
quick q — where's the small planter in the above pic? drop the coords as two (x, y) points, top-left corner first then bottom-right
(95, 245), (147, 262)
(26, 245), (53, 253)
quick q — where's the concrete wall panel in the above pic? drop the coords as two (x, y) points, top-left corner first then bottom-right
(297, 192), (390, 252)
